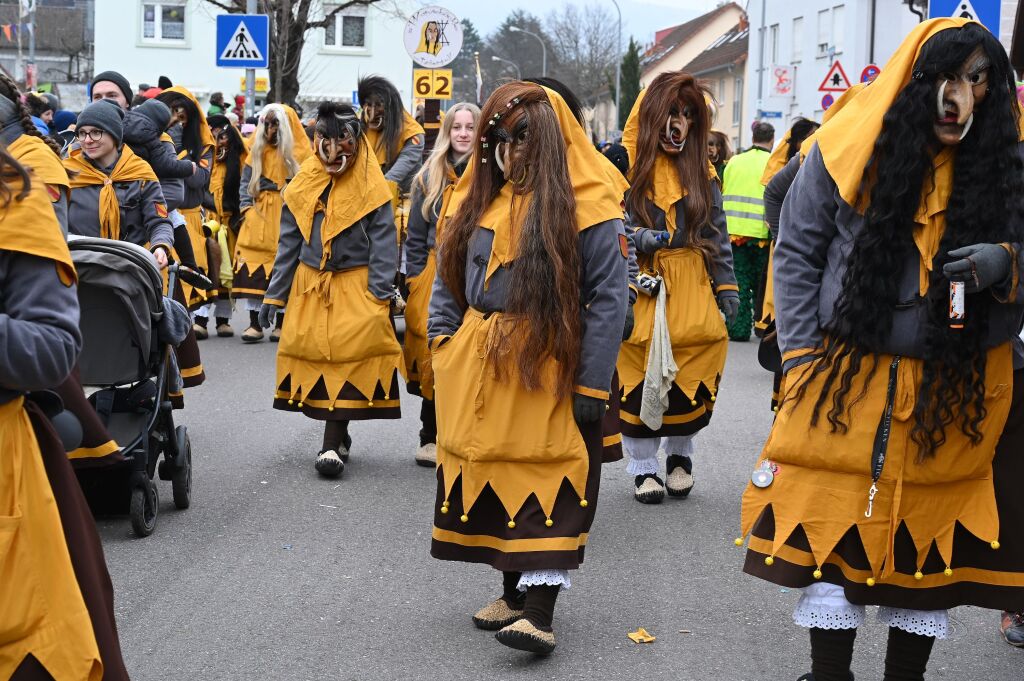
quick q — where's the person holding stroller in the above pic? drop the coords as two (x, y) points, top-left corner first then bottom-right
(259, 101), (402, 478)
(0, 137), (130, 680)
(64, 100), (173, 263)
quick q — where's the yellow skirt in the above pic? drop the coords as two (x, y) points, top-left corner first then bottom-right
(234, 190), (283, 298)
(0, 398), (102, 681)
(403, 251), (435, 399)
(273, 263), (403, 420)
(742, 344), (1015, 593)
(179, 206), (209, 309)
(617, 247), (728, 437)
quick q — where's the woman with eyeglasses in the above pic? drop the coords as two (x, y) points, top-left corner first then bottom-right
(63, 100), (174, 265)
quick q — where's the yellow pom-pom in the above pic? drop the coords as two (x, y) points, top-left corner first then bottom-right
(328, 406), (335, 412)
(866, 577), (876, 587)
(914, 571), (923, 581)
(944, 567), (953, 577)
(287, 399), (294, 406)
(579, 499), (588, 508)
(733, 537), (744, 547)
(764, 556), (774, 566)
(991, 540), (1001, 550)
(813, 569), (823, 579)
(710, 394), (717, 402)
(620, 396), (627, 403)
(368, 401), (374, 407)
(442, 500), (449, 507)
(439, 506), (448, 514)
(460, 514), (468, 523)
(545, 518), (554, 527)
(690, 399), (698, 407)
(507, 521), (516, 529)
(772, 406), (779, 413)
(297, 402), (304, 408)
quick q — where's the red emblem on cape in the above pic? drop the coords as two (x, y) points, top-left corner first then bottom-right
(155, 203), (168, 218)
(618, 233), (629, 259)
(45, 184), (61, 202)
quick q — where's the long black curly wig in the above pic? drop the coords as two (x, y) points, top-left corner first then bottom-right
(357, 75), (405, 166)
(800, 23), (1023, 459)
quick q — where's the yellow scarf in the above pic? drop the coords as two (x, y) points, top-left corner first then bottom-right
(64, 145), (159, 241)
(365, 110), (424, 168)
(621, 87), (717, 237)
(282, 139), (393, 267)
(9, 134), (69, 190)
(0, 175), (76, 285)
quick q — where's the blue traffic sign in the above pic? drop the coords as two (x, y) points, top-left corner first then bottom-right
(216, 14), (269, 69)
(928, 0), (1000, 35)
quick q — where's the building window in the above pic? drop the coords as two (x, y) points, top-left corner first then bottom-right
(817, 9), (830, 57)
(733, 76), (742, 125)
(718, 77), (725, 100)
(769, 23), (779, 65)
(142, 2), (186, 42)
(324, 6), (366, 49)
(792, 16), (803, 62)
(831, 5), (845, 54)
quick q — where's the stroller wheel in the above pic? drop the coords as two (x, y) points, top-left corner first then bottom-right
(130, 480), (159, 537)
(172, 427), (192, 510)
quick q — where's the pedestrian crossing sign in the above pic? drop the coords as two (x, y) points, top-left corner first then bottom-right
(216, 14), (269, 69)
(928, 0), (1000, 34)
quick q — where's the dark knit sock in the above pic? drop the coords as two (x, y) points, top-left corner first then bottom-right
(419, 399), (437, 446)
(216, 316), (230, 327)
(883, 626), (935, 681)
(248, 310), (260, 330)
(275, 312), (285, 330)
(194, 314), (208, 329)
(322, 420), (351, 452)
(809, 627), (856, 681)
(666, 454), (692, 474)
(502, 571), (524, 607)
(523, 584), (559, 631)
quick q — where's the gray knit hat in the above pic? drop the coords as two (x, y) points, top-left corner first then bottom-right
(133, 98), (172, 131)
(77, 99), (125, 146)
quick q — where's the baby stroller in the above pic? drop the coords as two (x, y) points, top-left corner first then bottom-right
(69, 236), (211, 537)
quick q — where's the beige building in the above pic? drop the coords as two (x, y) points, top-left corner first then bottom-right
(682, 22), (749, 152)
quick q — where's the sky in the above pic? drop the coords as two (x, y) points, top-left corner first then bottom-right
(437, 0), (722, 47)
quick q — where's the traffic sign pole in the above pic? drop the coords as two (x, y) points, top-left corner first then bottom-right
(246, 0), (256, 119)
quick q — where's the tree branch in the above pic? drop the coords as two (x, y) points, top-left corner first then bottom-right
(203, 0), (242, 13)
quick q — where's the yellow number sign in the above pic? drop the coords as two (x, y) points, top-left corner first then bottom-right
(413, 69), (453, 100)
(238, 76), (270, 93)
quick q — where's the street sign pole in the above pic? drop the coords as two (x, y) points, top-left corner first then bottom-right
(246, 0), (256, 120)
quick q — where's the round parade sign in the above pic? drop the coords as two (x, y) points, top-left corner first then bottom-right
(404, 6), (463, 68)
(861, 64), (880, 83)
(821, 93), (835, 110)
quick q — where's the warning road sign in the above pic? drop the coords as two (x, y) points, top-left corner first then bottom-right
(216, 14), (269, 69)
(819, 61), (851, 92)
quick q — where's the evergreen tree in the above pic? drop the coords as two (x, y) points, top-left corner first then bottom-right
(449, 18), (486, 104)
(619, 36), (641, 130)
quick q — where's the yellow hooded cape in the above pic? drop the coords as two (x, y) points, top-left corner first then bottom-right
(159, 85), (215, 162)
(365, 110), (424, 168)
(282, 139), (393, 267)
(621, 87), (716, 238)
(9, 134), (69, 193)
(64, 145), (160, 241)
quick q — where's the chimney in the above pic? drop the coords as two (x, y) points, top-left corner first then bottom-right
(738, 13), (749, 32)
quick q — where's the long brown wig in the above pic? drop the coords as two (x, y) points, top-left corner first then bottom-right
(438, 82), (582, 398)
(626, 71), (714, 247)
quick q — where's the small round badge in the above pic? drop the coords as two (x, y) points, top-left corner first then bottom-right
(752, 467), (774, 488)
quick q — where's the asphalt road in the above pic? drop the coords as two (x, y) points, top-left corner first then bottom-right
(96, 309), (1024, 680)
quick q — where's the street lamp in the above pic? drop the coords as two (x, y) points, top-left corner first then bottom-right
(609, 0), (622, 132)
(491, 55), (522, 80)
(509, 26), (546, 77)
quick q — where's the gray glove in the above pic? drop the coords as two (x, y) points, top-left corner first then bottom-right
(635, 228), (670, 253)
(622, 304), (635, 341)
(942, 243), (1012, 293)
(717, 290), (740, 326)
(258, 302), (281, 329)
(572, 393), (605, 424)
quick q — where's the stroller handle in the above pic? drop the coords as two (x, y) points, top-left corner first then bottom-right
(173, 264), (216, 292)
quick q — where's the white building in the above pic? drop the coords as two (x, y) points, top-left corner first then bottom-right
(745, 1), (920, 133)
(94, 0), (415, 113)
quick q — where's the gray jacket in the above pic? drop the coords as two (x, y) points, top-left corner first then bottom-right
(67, 150), (174, 250)
(0, 251), (81, 404)
(428, 219), (629, 397)
(764, 154), (800, 239)
(776, 143), (1024, 370)
(264, 186), (397, 304)
(627, 181), (737, 293)
(239, 164), (284, 211)
(405, 172), (439, 280)
(385, 135), (424, 193)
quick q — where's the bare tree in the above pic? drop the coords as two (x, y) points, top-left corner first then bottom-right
(545, 3), (617, 106)
(203, 0), (381, 105)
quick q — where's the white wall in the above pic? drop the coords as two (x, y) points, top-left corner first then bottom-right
(744, 0), (918, 133)
(94, 0), (414, 113)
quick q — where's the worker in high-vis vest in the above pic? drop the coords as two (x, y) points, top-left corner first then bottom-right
(721, 121), (774, 341)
